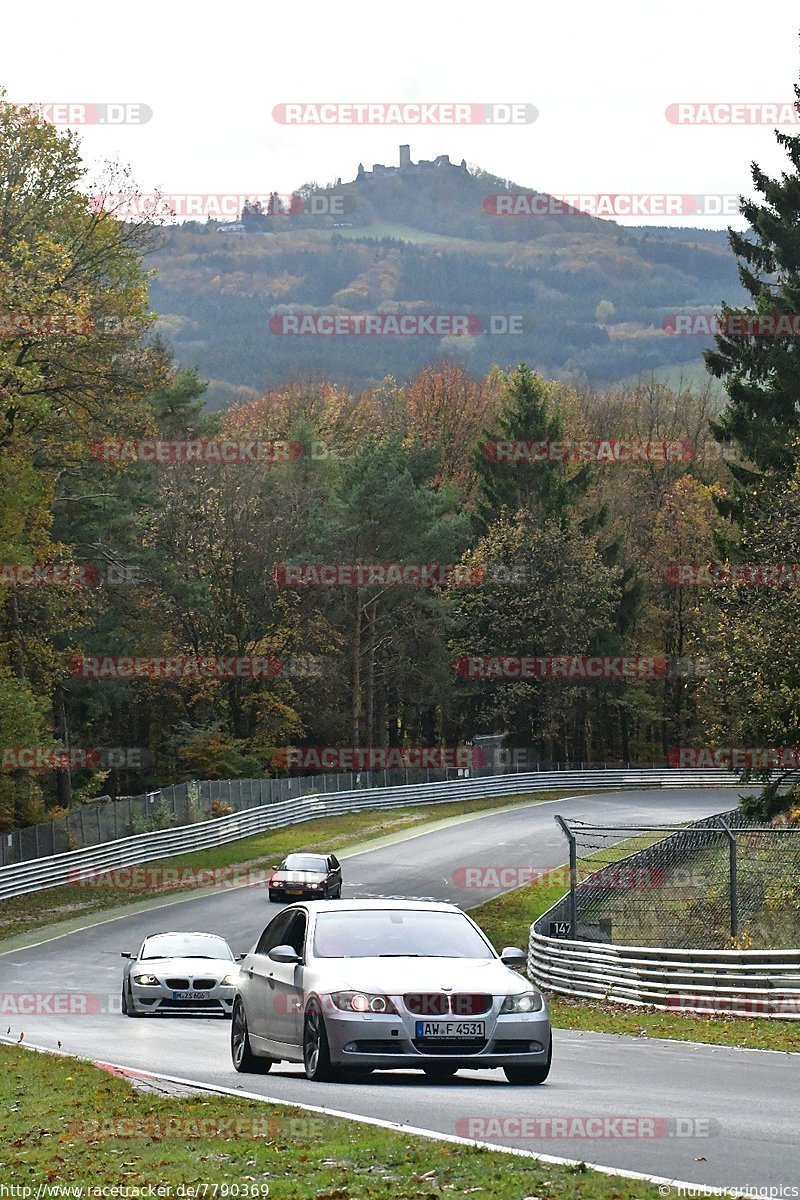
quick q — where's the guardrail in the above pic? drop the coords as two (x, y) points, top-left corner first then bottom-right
(528, 933), (800, 1019)
(0, 759), (718, 866)
(528, 804), (800, 1020)
(0, 767), (739, 900)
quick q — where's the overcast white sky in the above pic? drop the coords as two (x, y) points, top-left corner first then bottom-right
(3, 0), (799, 227)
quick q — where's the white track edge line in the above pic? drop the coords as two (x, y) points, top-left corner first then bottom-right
(0, 1036), (732, 1195)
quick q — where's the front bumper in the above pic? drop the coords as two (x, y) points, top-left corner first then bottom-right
(322, 1007), (551, 1069)
(270, 887), (327, 900)
(129, 984), (236, 1016)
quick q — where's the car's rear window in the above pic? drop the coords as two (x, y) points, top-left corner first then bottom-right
(312, 910), (495, 959)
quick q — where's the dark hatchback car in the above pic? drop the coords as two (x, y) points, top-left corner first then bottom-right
(269, 852), (342, 902)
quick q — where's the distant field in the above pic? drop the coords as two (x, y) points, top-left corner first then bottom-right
(330, 222), (481, 247)
(618, 360), (723, 393)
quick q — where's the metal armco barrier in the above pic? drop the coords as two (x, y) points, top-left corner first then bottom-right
(528, 933), (800, 1019)
(0, 767), (738, 900)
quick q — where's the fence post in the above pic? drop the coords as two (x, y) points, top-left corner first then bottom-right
(554, 814), (578, 939)
(716, 816), (738, 938)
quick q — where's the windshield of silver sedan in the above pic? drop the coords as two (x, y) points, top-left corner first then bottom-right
(312, 910), (495, 959)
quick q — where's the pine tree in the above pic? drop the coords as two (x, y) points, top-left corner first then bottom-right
(706, 71), (800, 510)
(473, 364), (589, 528)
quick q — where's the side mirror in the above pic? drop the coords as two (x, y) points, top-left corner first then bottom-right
(500, 946), (527, 967)
(120, 952), (132, 959)
(268, 944), (302, 965)
(236, 953), (247, 961)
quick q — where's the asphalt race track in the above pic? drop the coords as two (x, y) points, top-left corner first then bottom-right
(2, 787), (798, 1189)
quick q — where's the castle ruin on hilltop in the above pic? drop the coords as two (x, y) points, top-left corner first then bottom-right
(355, 145), (468, 181)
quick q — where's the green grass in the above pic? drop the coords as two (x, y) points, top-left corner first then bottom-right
(470, 863), (800, 1054)
(548, 996), (800, 1052)
(0, 791), (571, 947)
(0, 1043), (666, 1198)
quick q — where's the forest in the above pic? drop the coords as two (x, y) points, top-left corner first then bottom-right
(2, 88), (800, 831)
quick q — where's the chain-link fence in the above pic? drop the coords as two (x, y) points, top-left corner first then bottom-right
(0, 760), (566, 866)
(1, 772), (411, 865)
(0, 758), (707, 867)
(547, 810), (800, 950)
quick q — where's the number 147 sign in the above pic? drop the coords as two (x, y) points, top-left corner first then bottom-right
(549, 921), (571, 938)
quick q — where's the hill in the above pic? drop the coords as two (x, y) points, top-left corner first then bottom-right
(144, 149), (744, 406)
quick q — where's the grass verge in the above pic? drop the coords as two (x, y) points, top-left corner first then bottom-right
(470, 865), (800, 1054)
(0, 1042), (665, 1198)
(0, 791), (570, 947)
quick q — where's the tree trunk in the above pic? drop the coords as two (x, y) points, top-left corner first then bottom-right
(228, 679), (244, 739)
(620, 705), (631, 764)
(7, 591), (25, 680)
(386, 687), (401, 748)
(53, 682), (73, 808)
(366, 599), (377, 748)
(352, 592), (363, 746)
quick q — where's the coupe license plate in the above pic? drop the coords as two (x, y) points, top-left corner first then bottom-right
(415, 1020), (485, 1038)
(286, 888), (303, 895)
(172, 990), (209, 1000)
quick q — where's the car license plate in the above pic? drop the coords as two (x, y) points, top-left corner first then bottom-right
(415, 1020), (485, 1038)
(287, 888), (303, 895)
(172, 990), (209, 1000)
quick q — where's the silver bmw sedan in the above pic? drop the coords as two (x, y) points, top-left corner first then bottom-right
(231, 899), (551, 1083)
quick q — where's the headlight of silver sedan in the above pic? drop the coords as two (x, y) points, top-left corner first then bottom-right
(330, 991), (399, 1014)
(220, 973), (239, 986)
(500, 991), (544, 1014)
(132, 973), (159, 985)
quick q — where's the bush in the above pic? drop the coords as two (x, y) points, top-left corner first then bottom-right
(740, 778), (798, 822)
(150, 800), (174, 830)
